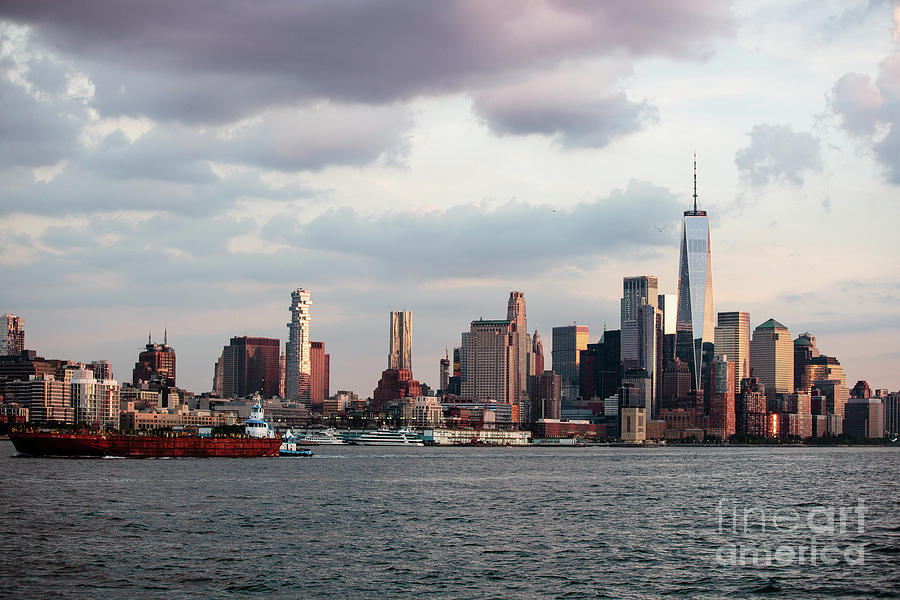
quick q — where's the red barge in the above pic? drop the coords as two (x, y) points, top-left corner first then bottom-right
(9, 431), (281, 458)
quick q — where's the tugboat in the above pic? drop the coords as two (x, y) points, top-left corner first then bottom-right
(278, 430), (313, 457)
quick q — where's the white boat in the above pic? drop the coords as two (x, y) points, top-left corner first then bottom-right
(245, 400), (276, 439)
(294, 428), (346, 445)
(354, 428), (424, 446)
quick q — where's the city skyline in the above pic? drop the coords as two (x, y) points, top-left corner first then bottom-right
(0, 2), (898, 395)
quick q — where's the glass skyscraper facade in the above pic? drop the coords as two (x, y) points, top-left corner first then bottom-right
(675, 164), (714, 391)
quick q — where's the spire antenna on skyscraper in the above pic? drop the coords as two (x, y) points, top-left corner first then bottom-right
(693, 152), (698, 213)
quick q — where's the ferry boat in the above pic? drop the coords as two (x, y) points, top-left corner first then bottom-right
(278, 430), (313, 457)
(354, 428), (424, 446)
(294, 428), (345, 445)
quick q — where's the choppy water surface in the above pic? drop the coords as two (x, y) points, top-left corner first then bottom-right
(1, 442), (898, 598)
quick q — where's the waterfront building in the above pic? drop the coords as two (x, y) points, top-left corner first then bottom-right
(462, 318), (515, 403)
(844, 397), (884, 440)
(675, 158), (715, 391)
(740, 377), (767, 437)
(811, 379), (849, 435)
(1, 313), (25, 356)
(388, 310), (412, 371)
(794, 332), (819, 391)
(213, 336), (281, 399)
(70, 368), (119, 429)
(883, 392), (899, 438)
(132, 332), (176, 387)
(310, 341), (330, 407)
(707, 354), (736, 440)
(2, 375), (73, 424)
(714, 311), (750, 393)
(620, 406), (647, 442)
(528, 370), (561, 422)
(285, 289), (311, 403)
(749, 319), (793, 399)
(782, 392), (813, 439)
(552, 324), (589, 404)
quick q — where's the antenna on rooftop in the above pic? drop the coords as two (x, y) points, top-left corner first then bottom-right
(693, 152), (698, 212)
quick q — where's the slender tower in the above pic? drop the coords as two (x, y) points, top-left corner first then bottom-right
(286, 289), (312, 403)
(507, 291), (528, 401)
(388, 310), (412, 371)
(675, 155), (715, 391)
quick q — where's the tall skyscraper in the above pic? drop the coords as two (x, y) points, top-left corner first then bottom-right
(552, 324), (589, 403)
(621, 276), (659, 326)
(388, 310), (412, 371)
(532, 330), (545, 375)
(461, 319), (515, 403)
(213, 336), (281, 399)
(714, 311), (750, 393)
(1, 313), (25, 356)
(132, 332), (176, 387)
(507, 291), (528, 401)
(675, 157), (715, 391)
(749, 318), (794, 399)
(310, 340), (329, 406)
(579, 329), (621, 402)
(285, 289), (311, 403)
(657, 294), (677, 362)
(439, 352), (450, 393)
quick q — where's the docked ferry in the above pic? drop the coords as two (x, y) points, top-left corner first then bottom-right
(354, 428), (424, 446)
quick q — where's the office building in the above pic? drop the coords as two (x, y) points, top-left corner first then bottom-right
(507, 291), (528, 402)
(529, 370), (561, 421)
(844, 397), (884, 440)
(439, 352), (450, 393)
(579, 329), (621, 402)
(132, 332), (176, 387)
(285, 289), (311, 403)
(213, 336), (281, 399)
(714, 311), (750, 393)
(657, 294), (677, 362)
(388, 310), (412, 371)
(532, 330), (545, 375)
(552, 324), (589, 403)
(2, 375), (73, 424)
(1, 313), (25, 356)
(462, 319), (515, 403)
(707, 354), (736, 440)
(749, 318), (793, 399)
(675, 157), (715, 391)
(310, 341), (329, 406)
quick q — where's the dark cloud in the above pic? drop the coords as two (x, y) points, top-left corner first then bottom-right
(0, 1), (731, 124)
(734, 124), (822, 186)
(831, 52), (900, 183)
(473, 77), (658, 148)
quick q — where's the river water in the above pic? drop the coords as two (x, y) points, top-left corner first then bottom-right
(1, 441), (898, 598)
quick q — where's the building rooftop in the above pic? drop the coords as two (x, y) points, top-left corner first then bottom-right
(756, 318), (787, 330)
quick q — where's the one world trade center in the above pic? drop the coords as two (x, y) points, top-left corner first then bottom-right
(675, 156), (714, 391)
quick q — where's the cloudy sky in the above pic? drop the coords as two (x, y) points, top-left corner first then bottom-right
(1, 0), (898, 395)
